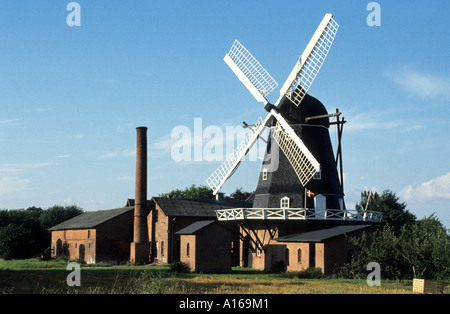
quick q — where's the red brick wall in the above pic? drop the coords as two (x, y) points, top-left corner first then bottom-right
(179, 224), (232, 273)
(51, 229), (96, 263)
(180, 235), (196, 271)
(50, 210), (133, 264)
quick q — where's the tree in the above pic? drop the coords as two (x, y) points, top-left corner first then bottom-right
(346, 191), (450, 280)
(399, 214), (450, 279)
(0, 204), (84, 259)
(160, 184), (214, 200)
(0, 224), (32, 260)
(40, 205), (84, 229)
(356, 190), (416, 235)
(225, 188), (253, 201)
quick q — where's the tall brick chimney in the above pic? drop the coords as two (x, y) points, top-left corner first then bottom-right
(130, 126), (150, 264)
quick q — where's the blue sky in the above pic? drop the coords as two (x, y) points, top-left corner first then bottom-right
(0, 1), (449, 228)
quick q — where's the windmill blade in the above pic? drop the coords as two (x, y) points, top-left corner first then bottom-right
(278, 13), (339, 107)
(271, 110), (320, 186)
(224, 40), (278, 104)
(206, 114), (271, 194)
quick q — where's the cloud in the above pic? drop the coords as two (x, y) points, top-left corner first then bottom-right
(386, 66), (450, 99)
(98, 149), (135, 159)
(0, 162), (52, 200)
(345, 113), (405, 132)
(0, 176), (32, 199)
(399, 172), (450, 202)
(0, 118), (22, 127)
(0, 162), (53, 175)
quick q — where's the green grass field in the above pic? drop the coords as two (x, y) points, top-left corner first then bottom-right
(0, 258), (446, 294)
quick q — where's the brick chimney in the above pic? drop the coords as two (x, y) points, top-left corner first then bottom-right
(130, 126), (150, 264)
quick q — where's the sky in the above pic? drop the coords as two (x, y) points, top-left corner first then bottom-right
(0, 1), (449, 228)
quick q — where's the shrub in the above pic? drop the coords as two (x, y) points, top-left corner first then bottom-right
(271, 260), (286, 273)
(295, 267), (324, 279)
(169, 261), (190, 273)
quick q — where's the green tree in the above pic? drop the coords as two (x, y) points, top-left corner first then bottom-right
(0, 204), (84, 259)
(0, 224), (32, 260)
(356, 190), (416, 235)
(399, 214), (450, 279)
(225, 188), (253, 201)
(160, 184), (214, 200)
(40, 205), (84, 229)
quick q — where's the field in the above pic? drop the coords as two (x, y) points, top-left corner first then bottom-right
(0, 258), (446, 294)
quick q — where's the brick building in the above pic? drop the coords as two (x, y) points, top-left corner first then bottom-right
(177, 220), (233, 273)
(146, 197), (245, 265)
(49, 207), (134, 264)
(273, 224), (373, 273)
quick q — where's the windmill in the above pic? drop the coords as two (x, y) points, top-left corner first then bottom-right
(207, 13), (382, 224)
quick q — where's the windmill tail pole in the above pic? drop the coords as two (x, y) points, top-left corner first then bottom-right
(364, 191), (373, 211)
(130, 126), (150, 264)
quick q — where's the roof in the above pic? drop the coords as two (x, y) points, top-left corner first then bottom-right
(48, 207), (133, 231)
(176, 220), (216, 235)
(151, 197), (251, 218)
(275, 224), (372, 242)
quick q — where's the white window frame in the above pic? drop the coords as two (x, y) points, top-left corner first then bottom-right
(262, 168), (268, 181)
(313, 167), (321, 180)
(280, 196), (290, 209)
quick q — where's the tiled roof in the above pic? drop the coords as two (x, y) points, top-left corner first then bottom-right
(48, 207), (133, 231)
(275, 224), (372, 242)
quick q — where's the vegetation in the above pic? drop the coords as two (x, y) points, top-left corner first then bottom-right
(344, 190), (450, 280)
(159, 184), (253, 201)
(0, 258), (434, 294)
(159, 184), (215, 200)
(0, 205), (83, 260)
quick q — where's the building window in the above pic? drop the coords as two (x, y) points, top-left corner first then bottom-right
(256, 243), (262, 257)
(154, 209), (159, 222)
(186, 243), (190, 258)
(161, 241), (164, 257)
(280, 196), (290, 209)
(297, 249), (302, 263)
(88, 230), (91, 239)
(313, 167), (321, 180)
(262, 169), (268, 181)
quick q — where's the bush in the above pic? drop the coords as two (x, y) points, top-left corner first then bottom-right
(169, 261), (190, 273)
(287, 267), (324, 279)
(271, 260), (286, 273)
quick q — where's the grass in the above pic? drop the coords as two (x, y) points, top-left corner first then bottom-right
(0, 258), (446, 294)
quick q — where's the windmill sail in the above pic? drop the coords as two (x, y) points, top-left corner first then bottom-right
(271, 111), (320, 186)
(206, 114), (271, 194)
(224, 40), (278, 104)
(278, 13), (339, 107)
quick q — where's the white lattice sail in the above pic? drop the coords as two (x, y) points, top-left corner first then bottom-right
(279, 14), (339, 107)
(206, 115), (269, 194)
(224, 40), (278, 103)
(272, 121), (320, 186)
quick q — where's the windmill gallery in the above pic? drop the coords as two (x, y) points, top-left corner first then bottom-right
(48, 13), (383, 274)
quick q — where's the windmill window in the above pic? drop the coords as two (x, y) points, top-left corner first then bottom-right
(313, 168), (321, 180)
(280, 196), (290, 209)
(262, 169), (268, 181)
